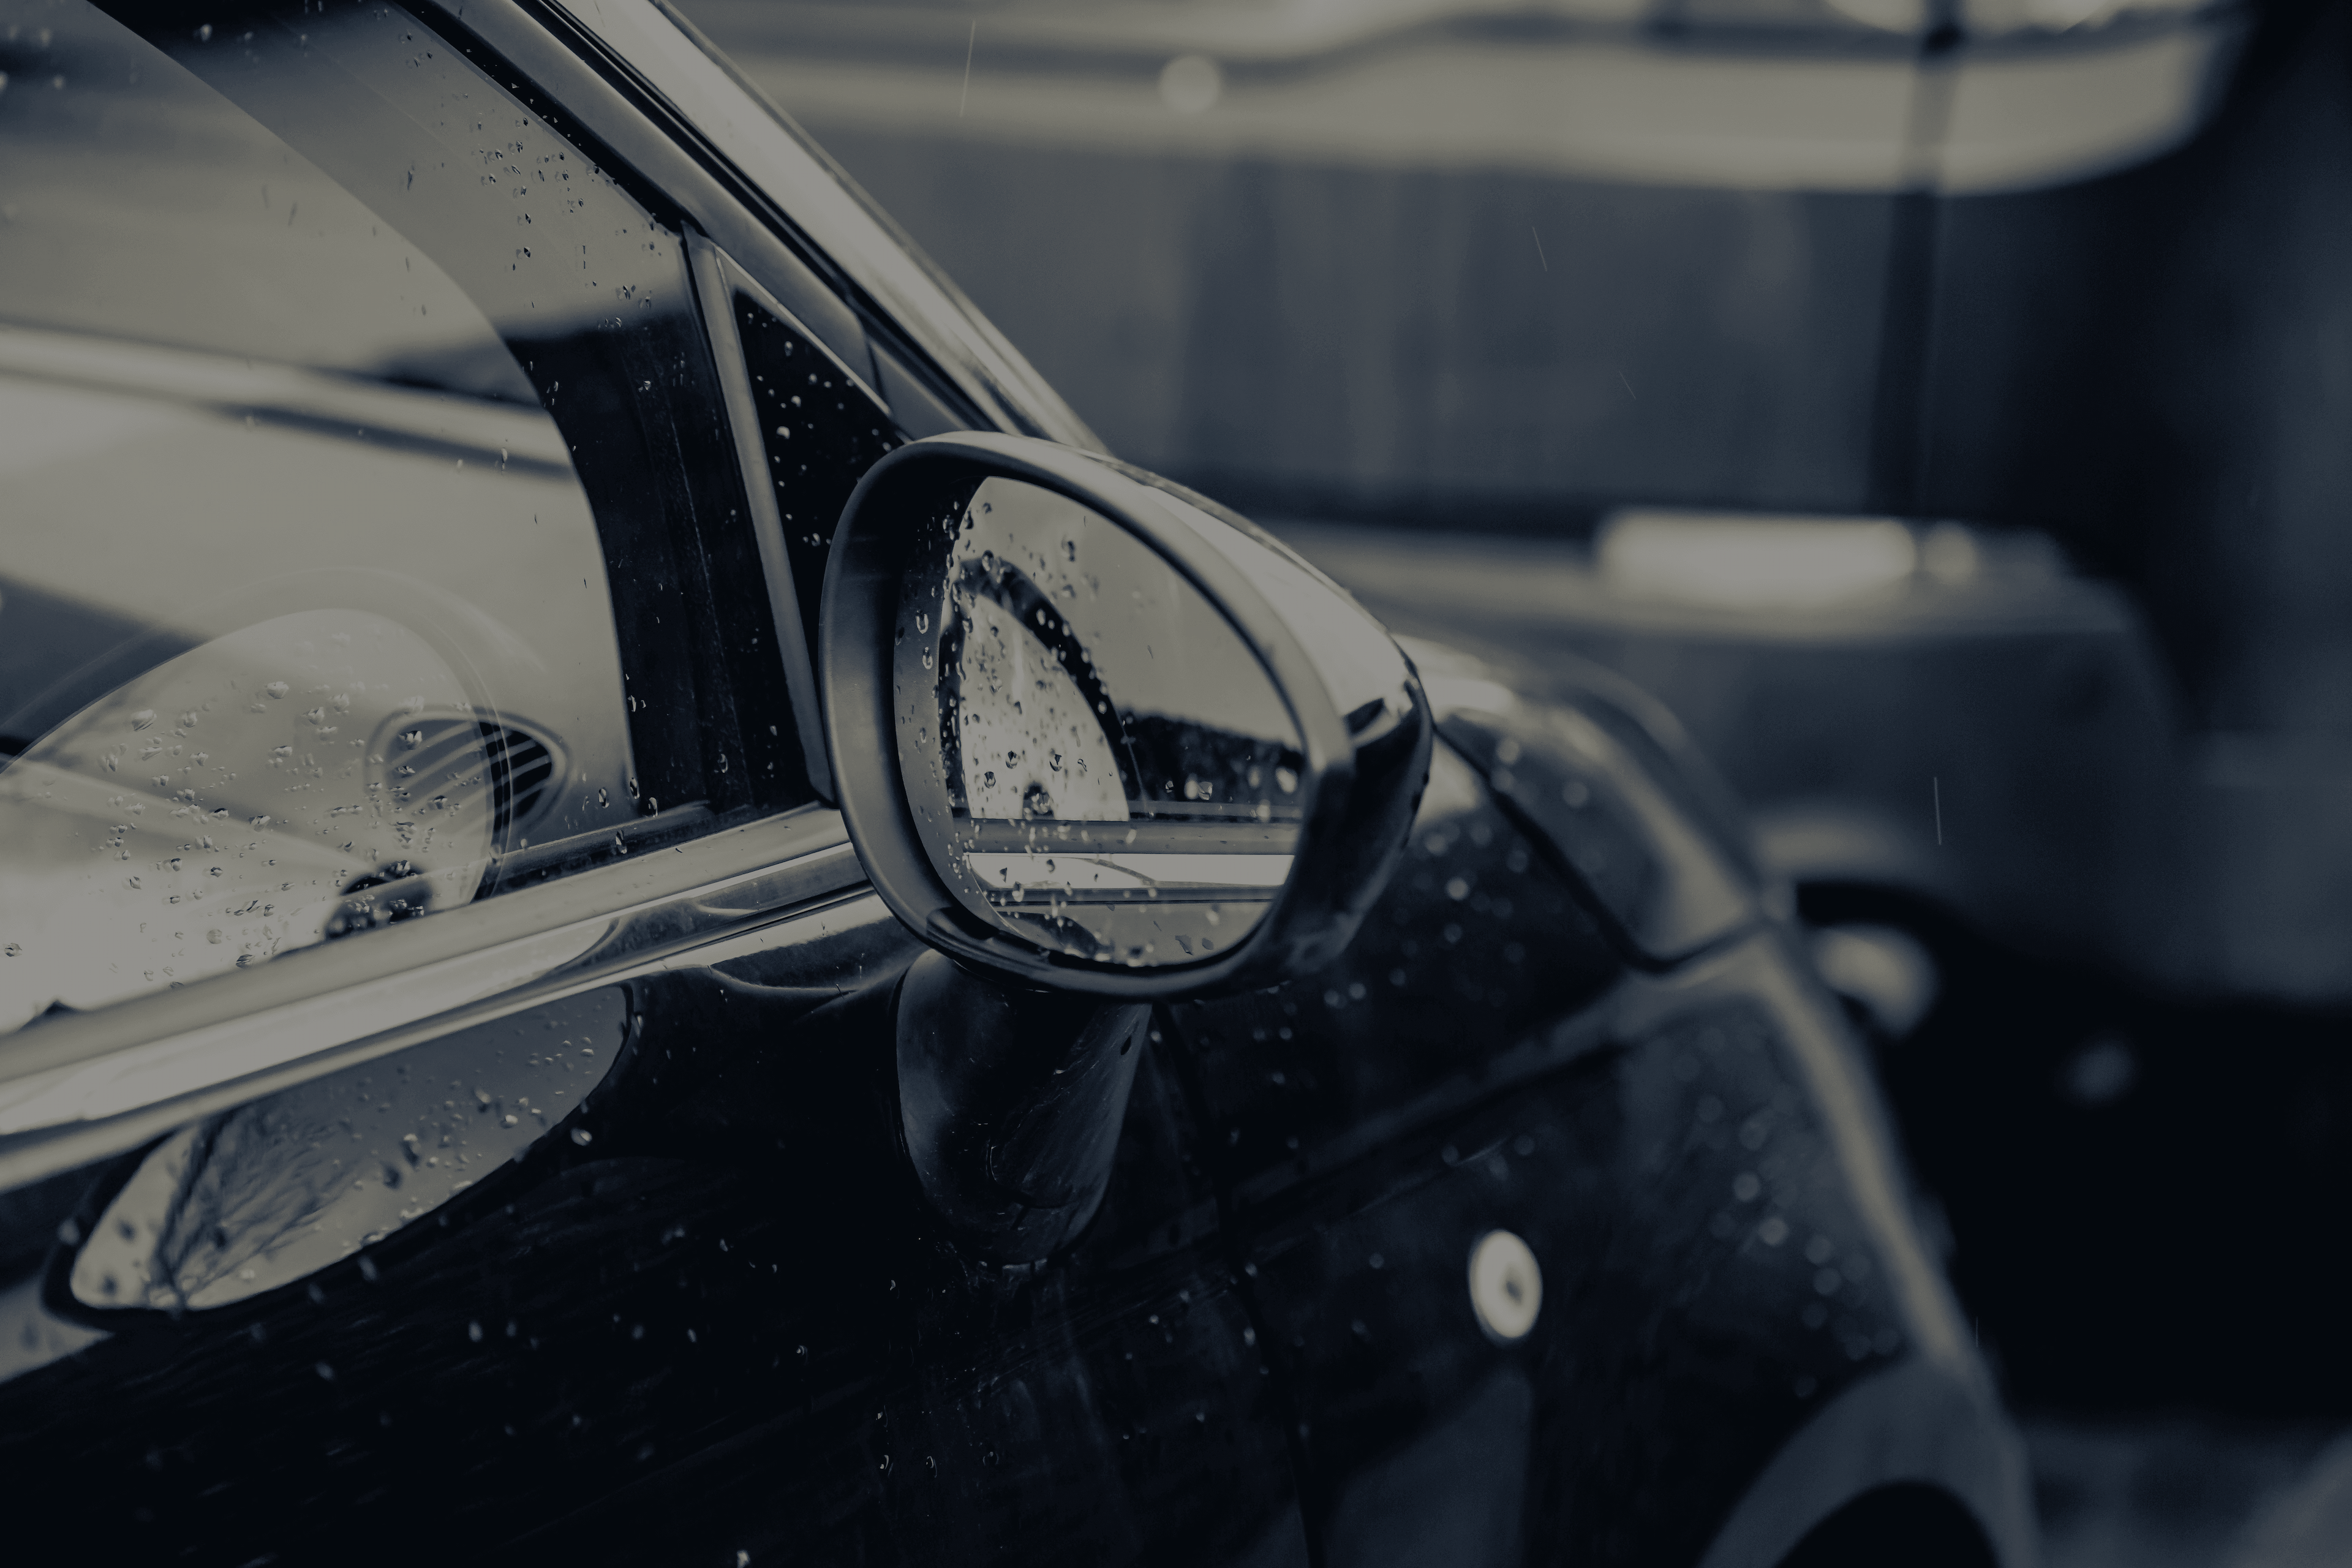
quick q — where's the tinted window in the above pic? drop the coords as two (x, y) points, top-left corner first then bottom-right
(733, 290), (901, 671)
(0, 0), (808, 1036)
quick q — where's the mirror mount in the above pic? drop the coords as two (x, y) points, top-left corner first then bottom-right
(824, 434), (1431, 1261)
(892, 952), (1150, 1262)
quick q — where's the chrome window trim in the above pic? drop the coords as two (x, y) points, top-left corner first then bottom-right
(0, 807), (867, 1193)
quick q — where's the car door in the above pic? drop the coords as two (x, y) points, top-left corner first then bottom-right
(0, 0), (1306, 1560)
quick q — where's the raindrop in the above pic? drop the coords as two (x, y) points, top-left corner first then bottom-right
(1159, 53), (1222, 113)
(2061, 1034), (2137, 1106)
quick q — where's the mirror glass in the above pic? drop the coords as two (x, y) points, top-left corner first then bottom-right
(894, 477), (1305, 968)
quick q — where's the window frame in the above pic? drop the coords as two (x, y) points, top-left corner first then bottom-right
(0, 0), (1061, 1194)
(685, 228), (891, 805)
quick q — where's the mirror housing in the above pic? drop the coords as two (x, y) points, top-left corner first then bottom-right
(821, 434), (1431, 1000)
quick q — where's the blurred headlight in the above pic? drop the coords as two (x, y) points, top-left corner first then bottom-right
(1598, 511), (1920, 610)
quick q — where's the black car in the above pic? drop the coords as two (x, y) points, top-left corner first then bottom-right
(0, 0), (2024, 1561)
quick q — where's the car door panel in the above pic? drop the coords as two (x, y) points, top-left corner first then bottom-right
(0, 1), (2034, 1562)
(1171, 731), (1990, 1566)
(0, 872), (1310, 1566)
(521, 995), (1309, 1568)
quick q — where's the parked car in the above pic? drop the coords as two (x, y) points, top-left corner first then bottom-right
(0, 0), (2025, 1560)
(676, 0), (2352, 1425)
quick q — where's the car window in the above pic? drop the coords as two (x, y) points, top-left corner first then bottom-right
(0, 0), (817, 1038)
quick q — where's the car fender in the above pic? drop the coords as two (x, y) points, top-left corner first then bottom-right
(1695, 1352), (2034, 1568)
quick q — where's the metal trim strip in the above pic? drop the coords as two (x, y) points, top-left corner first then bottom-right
(0, 809), (865, 1191)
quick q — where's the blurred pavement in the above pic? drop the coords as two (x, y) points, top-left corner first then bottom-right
(2030, 1417), (2352, 1568)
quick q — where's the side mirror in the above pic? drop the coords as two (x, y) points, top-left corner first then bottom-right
(823, 434), (1431, 998)
(823, 434), (1430, 1257)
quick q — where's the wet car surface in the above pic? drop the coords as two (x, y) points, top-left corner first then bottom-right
(0, 0), (2027, 1561)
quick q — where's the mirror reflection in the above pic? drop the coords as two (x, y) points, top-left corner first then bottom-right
(895, 478), (1304, 967)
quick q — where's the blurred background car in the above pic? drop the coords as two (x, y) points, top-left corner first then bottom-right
(661, 0), (2352, 1558)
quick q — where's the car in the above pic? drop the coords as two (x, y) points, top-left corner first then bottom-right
(0, 0), (2026, 1561)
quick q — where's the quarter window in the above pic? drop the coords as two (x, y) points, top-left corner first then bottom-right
(732, 287), (903, 674)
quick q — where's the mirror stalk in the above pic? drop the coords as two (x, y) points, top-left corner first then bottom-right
(893, 951), (1150, 1262)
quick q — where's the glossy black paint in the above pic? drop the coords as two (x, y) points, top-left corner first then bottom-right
(1, 892), (1297, 1564)
(0, 0), (2013, 1556)
(0, 727), (1982, 1564)
(1169, 747), (1927, 1566)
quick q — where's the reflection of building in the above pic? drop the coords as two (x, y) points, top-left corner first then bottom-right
(685, 0), (2245, 521)
(695, 0), (2352, 1006)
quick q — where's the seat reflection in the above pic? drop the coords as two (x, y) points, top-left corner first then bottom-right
(0, 611), (497, 1036)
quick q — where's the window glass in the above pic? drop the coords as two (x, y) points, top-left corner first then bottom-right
(734, 293), (902, 670)
(0, 0), (807, 1038)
